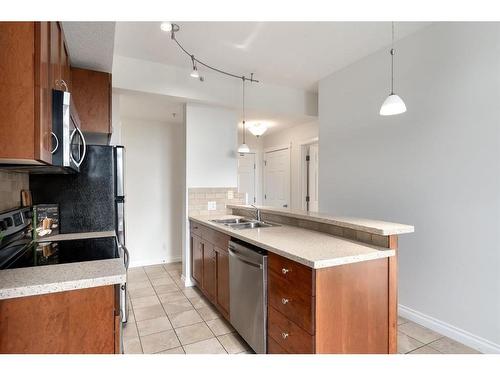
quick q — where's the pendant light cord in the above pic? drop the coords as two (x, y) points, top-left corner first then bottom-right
(242, 78), (246, 144)
(390, 21), (395, 94)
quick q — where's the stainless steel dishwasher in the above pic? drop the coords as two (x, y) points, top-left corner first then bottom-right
(229, 239), (268, 354)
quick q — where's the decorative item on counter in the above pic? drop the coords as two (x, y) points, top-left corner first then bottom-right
(33, 204), (59, 239)
(20, 190), (32, 207)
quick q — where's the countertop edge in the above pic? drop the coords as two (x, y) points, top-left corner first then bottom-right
(189, 215), (395, 269)
(226, 204), (415, 236)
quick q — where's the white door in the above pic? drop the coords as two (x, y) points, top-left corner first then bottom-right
(238, 153), (256, 204)
(308, 143), (319, 212)
(264, 148), (290, 208)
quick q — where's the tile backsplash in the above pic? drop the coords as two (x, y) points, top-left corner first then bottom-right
(188, 187), (245, 216)
(0, 171), (29, 212)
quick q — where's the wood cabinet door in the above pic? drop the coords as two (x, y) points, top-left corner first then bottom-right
(34, 21), (53, 164)
(71, 67), (111, 134)
(215, 247), (230, 318)
(49, 22), (62, 90)
(202, 242), (216, 301)
(191, 235), (203, 284)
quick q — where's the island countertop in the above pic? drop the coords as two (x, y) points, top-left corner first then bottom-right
(189, 214), (396, 269)
(0, 232), (126, 300)
(227, 204), (414, 236)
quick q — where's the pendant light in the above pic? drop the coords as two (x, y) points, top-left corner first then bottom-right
(380, 22), (407, 116)
(238, 78), (250, 154)
(248, 122), (268, 137)
(190, 56), (200, 78)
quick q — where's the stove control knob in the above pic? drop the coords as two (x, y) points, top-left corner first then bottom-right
(24, 210), (33, 219)
(0, 220), (8, 231)
(4, 217), (13, 227)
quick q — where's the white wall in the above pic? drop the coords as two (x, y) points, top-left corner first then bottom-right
(318, 23), (500, 352)
(182, 103), (239, 284)
(121, 118), (184, 267)
(262, 122), (319, 210)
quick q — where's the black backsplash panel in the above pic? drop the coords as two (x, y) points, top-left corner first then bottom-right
(30, 145), (116, 233)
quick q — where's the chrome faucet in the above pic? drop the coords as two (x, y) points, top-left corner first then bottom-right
(250, 204), (261, 222)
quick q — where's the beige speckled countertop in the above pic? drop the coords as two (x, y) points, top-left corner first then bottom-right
(0, 232), (126, 300)
(227, 204), (414, 236)
(190, 214), (396, 269)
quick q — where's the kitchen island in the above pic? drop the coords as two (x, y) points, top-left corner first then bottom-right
(188, 205), (414, 354)
(0, 231), (126, 354)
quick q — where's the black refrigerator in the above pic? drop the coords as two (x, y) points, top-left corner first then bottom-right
(30, 144), (128, 321)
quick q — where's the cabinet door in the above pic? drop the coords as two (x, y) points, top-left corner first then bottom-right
(50, 22), (62, 90)
(202, 243), (216, 301)
(215, 247), (230, 317)
(34, 21), (53, 164)
(71, 67), (112, 134)
(191, 235), (203, 284)
(60, 38), (71, 92)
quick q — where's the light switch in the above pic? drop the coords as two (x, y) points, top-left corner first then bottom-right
(208, 201), (217, 211)
(227, 190), (234, 200)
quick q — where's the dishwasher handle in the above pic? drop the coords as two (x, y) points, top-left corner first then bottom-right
(228, 248), (263, 269)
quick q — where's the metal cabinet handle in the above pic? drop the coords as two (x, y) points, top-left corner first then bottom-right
(70, 126), (87, 168)
(282, 332), (289, 340)
(281, 298), (289, 305)
(50, 132), (59, 154)
(282, 268), (289, 274)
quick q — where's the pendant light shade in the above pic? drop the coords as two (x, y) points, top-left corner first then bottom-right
(380, 94), (407, 116)
(237, 142), (250, 153)
(190, 66), (199, 78)
(380, 22), (407, 116)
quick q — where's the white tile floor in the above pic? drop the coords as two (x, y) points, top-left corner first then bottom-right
(123, 262), (480, 355)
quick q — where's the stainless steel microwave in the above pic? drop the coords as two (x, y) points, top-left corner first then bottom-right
(51, 90), (86, 173)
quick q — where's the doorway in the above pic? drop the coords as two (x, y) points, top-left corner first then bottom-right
(237, 153), (256, 204)
(263, 147), (290, 208)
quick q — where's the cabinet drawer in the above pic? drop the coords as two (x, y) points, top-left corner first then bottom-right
(267, 336), (288, 354)
(269, 271), (315, 334)
(190, 221), (202, 237)
(268, 306), (314, 354)
(268, 253), (314, 296)
(201, 226), (230, 250)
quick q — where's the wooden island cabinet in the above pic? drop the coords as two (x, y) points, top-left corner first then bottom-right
(189, 217), (400, 354)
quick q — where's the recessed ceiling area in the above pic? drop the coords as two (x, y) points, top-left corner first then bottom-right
(114, 22), (431, 92)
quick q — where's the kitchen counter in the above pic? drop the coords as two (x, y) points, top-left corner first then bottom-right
(0, 233), (126, 300)
(189, 214), (396, 269)
(227, 204), (414, 236)
(40, 230), (116, 242)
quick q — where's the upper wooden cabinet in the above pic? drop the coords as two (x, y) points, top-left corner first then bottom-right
(71, 67), (112, 134)
(0, 22), (55, 164)
(50, 22), (71, 92)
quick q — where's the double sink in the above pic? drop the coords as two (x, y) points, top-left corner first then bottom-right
(210, 217), (279, 230)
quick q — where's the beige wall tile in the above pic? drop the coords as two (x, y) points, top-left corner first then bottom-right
(0, 171), (29, 212)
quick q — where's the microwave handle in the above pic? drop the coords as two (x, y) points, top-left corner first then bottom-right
(70, 126), (87, 168)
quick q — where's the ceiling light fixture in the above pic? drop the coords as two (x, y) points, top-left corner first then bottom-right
(190, 56), (200, 78)
(380, 22), (407, 116)
(160, 22), (173, 32)
(248, 122), (268, 137)
(237, 78), (250, 154)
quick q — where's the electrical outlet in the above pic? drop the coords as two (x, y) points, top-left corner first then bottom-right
(227, 190), (234, 200)
(208, 201), (217, 211)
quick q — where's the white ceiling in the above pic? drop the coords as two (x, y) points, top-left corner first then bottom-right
(114, 22), (431, 92)
(62, 22), (116, 72)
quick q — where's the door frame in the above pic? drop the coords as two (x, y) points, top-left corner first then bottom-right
(263, 144), (291, 208)
(237, 151), (257, 205)
(299, 137), (319, 211)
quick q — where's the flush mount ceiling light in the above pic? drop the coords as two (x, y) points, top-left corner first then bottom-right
(248, 122), (268, 137)
(380, 22), (407, 116)
(238, 78), (250, 154)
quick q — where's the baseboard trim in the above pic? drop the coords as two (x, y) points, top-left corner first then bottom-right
(181, 274), (195, 287)
(399, 304), (500, 354)
(129, 257), (182, 269)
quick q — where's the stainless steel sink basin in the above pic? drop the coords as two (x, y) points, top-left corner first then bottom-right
(228, 221), (278, 230)
(210, 218), (252, 225)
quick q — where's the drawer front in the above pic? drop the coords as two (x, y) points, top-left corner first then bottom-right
(267, 336), (288, 354)
(201, 225), (230, 250)
(190, 221), (202, 237)
(269, 272), (315, 334)
(268, 253), (314, 296)
(268, 306), (314, 354)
